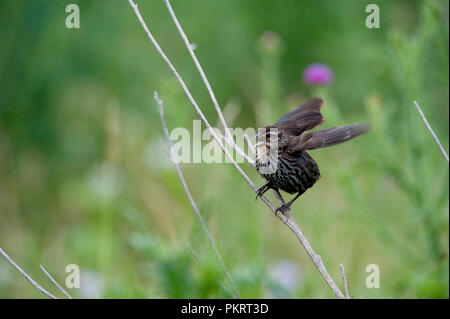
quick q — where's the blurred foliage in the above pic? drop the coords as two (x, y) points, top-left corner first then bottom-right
(0, 0), (448, 298)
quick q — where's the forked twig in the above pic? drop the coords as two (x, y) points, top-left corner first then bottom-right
(155, 92), (240, 299)
(163, 2), (229, 139)
(128, 0), (346, 299)
(413, 101), (449, 163)
(163, 0), (253, 165)
(0, 248), (57, 299)
(127, 1), (255, 181)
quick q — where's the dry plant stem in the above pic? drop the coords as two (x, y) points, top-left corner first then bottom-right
(155, 92), (240, 299)
(163, 0), (229, 138)
(275, 211), (346, 299)
(163, 0), (253, 165)
(413, 101), (449, 163)
(128, 0), (254, 172)
(39, 265), (72, 299)
(128, 0), (345, 299)
(128, 0), (272, 227)
(340, 263), (350, 299)
(0, 248), (57, 299)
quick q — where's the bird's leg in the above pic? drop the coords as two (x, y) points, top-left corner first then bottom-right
(275, 192), (302, 214)
(273, 188), (284, 203)
(255, 183), (271, 201)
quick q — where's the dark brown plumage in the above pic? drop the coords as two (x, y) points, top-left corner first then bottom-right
(255, 97), (369, 213)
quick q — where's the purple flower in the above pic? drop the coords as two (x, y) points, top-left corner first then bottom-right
(303, 64), (333, 85)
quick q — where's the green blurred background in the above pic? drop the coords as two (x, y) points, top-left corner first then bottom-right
(0, 0), (448, 298)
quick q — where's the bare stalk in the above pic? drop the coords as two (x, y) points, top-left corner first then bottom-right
(163, 0), (253, 165)
(0, 248), (57, 299)
(413, 101), (449, 163)
(127, 0), (256, 180)
(39, 265), (72, 299)
(128, 0), (346, 299)
(154, 91), (240, 298)
(340, 263), (350, 299)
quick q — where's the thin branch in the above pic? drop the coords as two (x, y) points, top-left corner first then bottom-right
(128, 0), (346, 299)
(128, 0), (274, 223)
(413, 101), (449, 163)
(0, 248), (57, 299)
(128, 0), (255, 178)
(164, 0), (227, 137)
(155, 91), (240, 299)
(39, 265), (72, 299)
(340, 263), (350, 299)
(164, 0), (252, 164)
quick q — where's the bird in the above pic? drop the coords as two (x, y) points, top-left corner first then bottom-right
(254, 97), (369, 214)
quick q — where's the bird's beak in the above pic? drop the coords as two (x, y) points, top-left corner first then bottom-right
(254, 141), (264, 148)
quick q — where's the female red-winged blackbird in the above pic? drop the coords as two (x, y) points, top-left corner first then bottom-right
(255, 97), (369, 213)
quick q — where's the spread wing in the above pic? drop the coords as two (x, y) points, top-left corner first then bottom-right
(289, 123), (370, 154)
(274, 97), (324, 136)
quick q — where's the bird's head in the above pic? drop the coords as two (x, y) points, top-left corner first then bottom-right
(255, 126), (290, 157)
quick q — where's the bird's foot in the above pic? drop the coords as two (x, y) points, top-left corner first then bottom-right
(274, 202), (292, 215)
(255, 183), (270, 201)
(274, 192), (302, 215)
